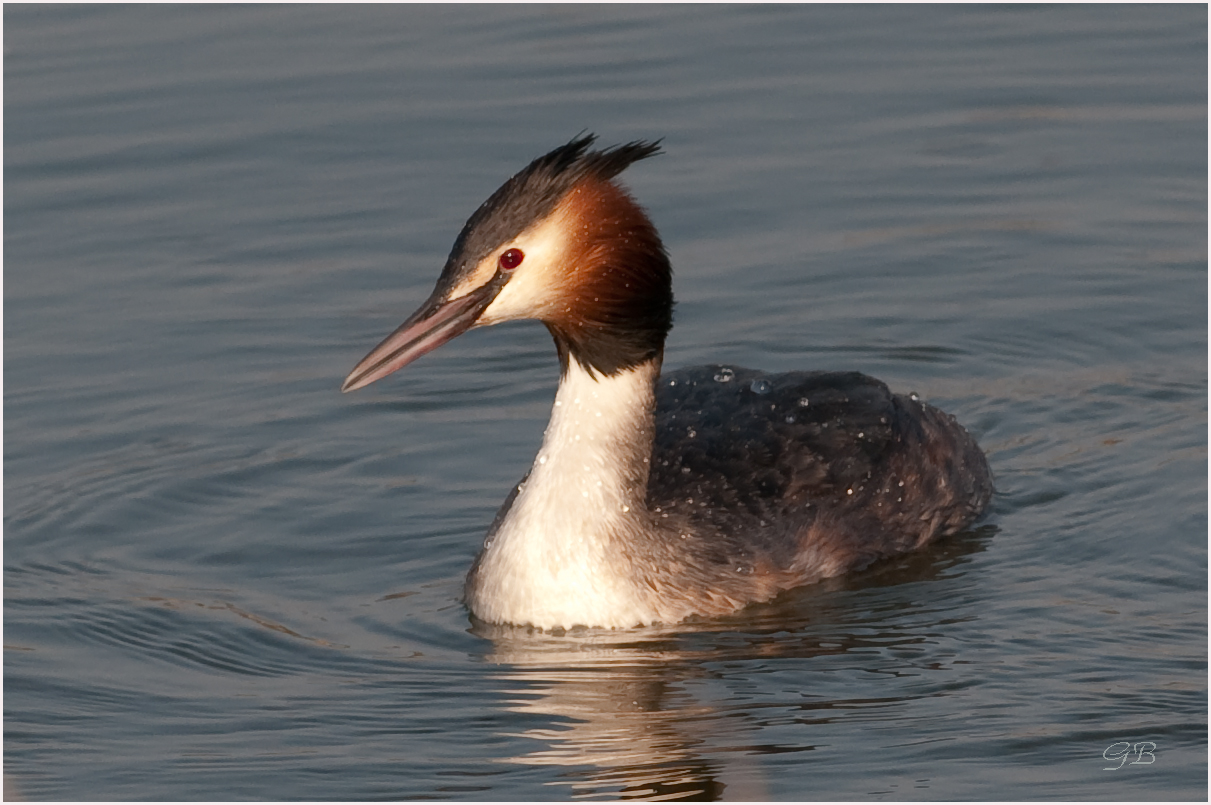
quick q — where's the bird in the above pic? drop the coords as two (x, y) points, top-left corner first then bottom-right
(342, 134), (993, 630)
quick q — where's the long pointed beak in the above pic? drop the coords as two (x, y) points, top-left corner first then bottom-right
(342, 283), (497, 392)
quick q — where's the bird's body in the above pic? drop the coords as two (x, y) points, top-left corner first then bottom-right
(344, 135), (993, 630)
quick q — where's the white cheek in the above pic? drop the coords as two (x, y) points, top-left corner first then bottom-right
(480, 268), (549, 323)
(477, 219), (570, 325)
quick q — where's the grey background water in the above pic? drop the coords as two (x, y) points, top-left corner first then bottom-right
(4, 4), (1206, 801)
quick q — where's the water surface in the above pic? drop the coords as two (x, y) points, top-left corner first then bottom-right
(5, 5), (1206, 800)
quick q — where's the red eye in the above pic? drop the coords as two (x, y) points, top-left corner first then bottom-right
(499, 248), (524, 271)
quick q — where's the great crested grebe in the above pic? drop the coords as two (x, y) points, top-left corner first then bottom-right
(343, 134), (993, 630)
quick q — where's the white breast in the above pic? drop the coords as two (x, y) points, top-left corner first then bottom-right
(464, 359), (662, 629)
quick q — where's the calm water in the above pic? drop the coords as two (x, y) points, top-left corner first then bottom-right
(5, 5), (1206, 800)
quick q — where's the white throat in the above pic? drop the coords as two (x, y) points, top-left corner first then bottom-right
(464, 358), (661, 629)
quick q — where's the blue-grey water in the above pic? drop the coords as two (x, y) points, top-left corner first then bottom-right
(5, 5), (1206, 800)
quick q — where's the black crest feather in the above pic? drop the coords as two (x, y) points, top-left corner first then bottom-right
(443, 134), (662, 277)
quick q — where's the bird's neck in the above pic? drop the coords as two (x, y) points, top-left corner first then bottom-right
(464, 356), (663, 629)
